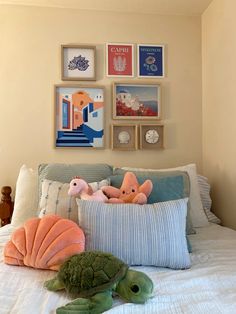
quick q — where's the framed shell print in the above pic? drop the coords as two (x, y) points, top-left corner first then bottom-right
(140, 124), (164, 149)
(61, 45), (96, 81)
(111, 124), (138, 150)
(137, 44), (165, 78)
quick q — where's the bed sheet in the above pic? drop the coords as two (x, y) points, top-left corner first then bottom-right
(1, 223), (236, 314)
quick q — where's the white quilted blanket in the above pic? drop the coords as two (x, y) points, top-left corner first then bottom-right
(1, 223), (236, 314)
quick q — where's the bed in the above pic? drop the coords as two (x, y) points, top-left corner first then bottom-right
(1, 163), (235, 314)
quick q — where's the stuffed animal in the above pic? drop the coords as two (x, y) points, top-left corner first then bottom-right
(101, 171), (153, 204)
(4, 215), (85, 270)
(45, 251), (154, 314)
(68, 176), (108, 202)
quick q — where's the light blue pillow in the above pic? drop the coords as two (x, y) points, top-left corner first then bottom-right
(77, 198), (191, 269)
(109, 173), (195, 236)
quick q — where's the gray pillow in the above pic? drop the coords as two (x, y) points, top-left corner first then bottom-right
(38, 163), (113, 196)
(77, 199), (191, 269)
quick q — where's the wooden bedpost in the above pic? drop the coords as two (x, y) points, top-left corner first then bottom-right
(0, 186), (14, 226)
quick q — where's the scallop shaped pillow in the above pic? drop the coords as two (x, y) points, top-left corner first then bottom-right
(4, 215), (85, 270)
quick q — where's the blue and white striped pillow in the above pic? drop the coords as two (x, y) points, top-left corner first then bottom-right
(77, 198), (191, 269)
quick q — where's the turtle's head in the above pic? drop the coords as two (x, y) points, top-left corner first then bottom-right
(115, 269), (154, 304)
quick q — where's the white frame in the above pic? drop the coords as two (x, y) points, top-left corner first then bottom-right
(105, 43), (135, 78)
(137, 44), (165, 78)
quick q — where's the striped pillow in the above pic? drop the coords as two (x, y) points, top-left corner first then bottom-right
(77, 198), (191, 269)
(39, 179), (109, 222)
(197, 175), (221, 224)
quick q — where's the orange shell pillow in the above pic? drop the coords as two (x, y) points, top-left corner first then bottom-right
(4, 215), (85, 271)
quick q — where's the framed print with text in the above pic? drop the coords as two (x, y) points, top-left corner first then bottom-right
(106, 43), (134, 77)
(137, 44), (164, 78)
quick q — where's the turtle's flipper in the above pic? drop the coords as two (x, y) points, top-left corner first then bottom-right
(56, 291), (113, 314)
(44, 277), (65, 291)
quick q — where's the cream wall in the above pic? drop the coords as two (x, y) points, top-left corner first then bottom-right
(202, 0), (236, 229)
(0, 5), (202, 190)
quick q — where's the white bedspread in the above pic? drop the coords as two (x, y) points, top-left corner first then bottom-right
(1, 223), (236, 314)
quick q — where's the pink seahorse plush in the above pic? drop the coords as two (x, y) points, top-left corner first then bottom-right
(68, 176), (108, 202)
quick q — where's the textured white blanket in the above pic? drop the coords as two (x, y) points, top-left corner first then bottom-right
(1, 223), (236, 314)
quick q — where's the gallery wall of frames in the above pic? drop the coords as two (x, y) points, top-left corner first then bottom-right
(55, 43), (165, 150)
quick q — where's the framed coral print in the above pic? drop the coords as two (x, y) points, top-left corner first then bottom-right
(137, 44), (165, 78)
(140, 124), (164, 149)
(61, 45), (96, 81)
(113, 82), (161, 119)
(111, 124), (138, 150)
(106, 43), (134, 77)
(55, 85), (104, 148)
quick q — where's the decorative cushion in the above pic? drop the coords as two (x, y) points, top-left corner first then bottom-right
(109, 172), (195, 235)
(11, 165), (39, 228)
(38, 163), (113, 196)
(4, 215), (85, 270)
(39, 178), (109, 222)
(114, 164), (209, 228)
(77, 199), (191, 269)
(197, 175), (221, 224)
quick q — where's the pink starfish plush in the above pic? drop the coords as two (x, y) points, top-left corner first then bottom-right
(101, 172), (153, 204)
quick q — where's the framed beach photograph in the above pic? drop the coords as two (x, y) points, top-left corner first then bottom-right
(106, 43), (134, 77)
(55, 85), (104, 148)
(140, 124), (164, 149)
(61, 45), (96, 81)
(113, 82), (161, 119)
(137, 44), (165, 78)
(111, 124), (138, 150)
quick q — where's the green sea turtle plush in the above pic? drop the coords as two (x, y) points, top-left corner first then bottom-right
(45, 251), (154, 314)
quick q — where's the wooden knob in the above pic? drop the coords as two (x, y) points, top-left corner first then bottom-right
(1, 186), (12, 201)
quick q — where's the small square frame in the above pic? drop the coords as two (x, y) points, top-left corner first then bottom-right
(61, 45), (96, 81)
(140, 124), (164, 149)
(106, 43), (134, 77)
(111, 124), (138, 150)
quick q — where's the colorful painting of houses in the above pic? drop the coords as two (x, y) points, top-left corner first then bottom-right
(55, 86), (104, 147)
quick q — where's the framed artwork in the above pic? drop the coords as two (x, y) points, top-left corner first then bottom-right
(111, 124), (138, 150)
(137, 44), (165, 78)
(140, 124), (164, 149)
(106, 43), (134, 77)
(113, 82), (161, 119)
(61, 45), (96, 81)
(55, 85), (105, 148)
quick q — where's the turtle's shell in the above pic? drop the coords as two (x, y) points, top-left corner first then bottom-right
(58, 251), (128, 298)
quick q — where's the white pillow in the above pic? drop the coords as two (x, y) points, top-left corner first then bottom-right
(39, 178), (109, 222)
(118, 164), (209, 228)
(11, 165), (39, 228)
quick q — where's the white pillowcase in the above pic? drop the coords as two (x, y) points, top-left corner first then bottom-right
(11, 165), (39, 228)
(119, 164), (209, 228)
(39, 178), (109, 222)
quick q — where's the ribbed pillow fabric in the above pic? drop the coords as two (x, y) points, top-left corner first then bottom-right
(77, 198), (191, 269)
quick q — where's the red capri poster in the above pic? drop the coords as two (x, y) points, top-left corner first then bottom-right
(106, 43), (134, 77)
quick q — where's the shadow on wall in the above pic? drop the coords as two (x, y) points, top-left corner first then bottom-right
(210, 165), (236, 230)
